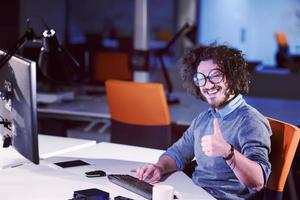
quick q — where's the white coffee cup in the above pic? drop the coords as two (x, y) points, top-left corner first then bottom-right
(152, 184), (179, 200)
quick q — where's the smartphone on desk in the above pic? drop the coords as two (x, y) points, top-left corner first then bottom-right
(54, 160), (90, 168)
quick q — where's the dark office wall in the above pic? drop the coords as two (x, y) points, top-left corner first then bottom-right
(19, 0), (66, 43)
(19, 0), (175, 44)
(68, 0), (175, 44)
(0, 0), (19, 50)
(68, 0), (134, 44)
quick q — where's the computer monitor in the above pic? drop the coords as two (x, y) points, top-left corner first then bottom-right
(0, 50), (39, 168)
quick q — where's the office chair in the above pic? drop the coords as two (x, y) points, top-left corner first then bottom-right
(275, 32), (299, 73)
(92, 51), (132, 83)
(263, 117), (300, 200)
(183, 117), (300, 200)
(275, 32), (288, 49)
(105, 79), (175, 150)
(275, 32), (289, 68)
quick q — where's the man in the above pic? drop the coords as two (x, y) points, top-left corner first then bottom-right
(135, 44), (271, 199)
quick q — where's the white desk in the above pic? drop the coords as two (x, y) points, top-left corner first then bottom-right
(38, 134), (96, 159)
(0, 141), (216, 200)
(0, 135), (96, 169)
(38, 91), (300, 126)
(0, 163), (102, 200)
(46, 142), (215, 200)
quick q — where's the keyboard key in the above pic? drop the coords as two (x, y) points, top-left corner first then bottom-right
(108, 174), (153, 199)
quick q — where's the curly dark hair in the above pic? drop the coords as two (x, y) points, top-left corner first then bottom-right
(179, 44), (250, 100)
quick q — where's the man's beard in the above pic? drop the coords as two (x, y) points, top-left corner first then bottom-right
(213, 92), (232, 108)
(203, 89), (233, 109)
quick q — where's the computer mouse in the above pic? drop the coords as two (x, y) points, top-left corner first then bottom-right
(85, 170), (106, 177)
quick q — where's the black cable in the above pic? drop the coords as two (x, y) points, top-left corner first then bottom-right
(0, 28), (36, 69)
(0, 16), (52, 70)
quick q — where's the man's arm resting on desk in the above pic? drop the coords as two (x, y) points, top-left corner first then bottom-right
(136, 155), (177, 183)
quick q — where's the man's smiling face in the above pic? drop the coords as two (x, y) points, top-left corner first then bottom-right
(196, 59), (234, 109)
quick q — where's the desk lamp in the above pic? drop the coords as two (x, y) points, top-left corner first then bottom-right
(38, 29), (79, 83)
(0, 23), (36, 69)
(154, 22), (197, 104)
(37, 27), (80, 104)
(0, 18), (80, 103)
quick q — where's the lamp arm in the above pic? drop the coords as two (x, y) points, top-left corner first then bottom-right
(154, 22), (191, 104)
(0, 28), (36, 69)
(60, 46), (80, 68)
(161, 22), (190, 53)
(158, 54), (173, 95)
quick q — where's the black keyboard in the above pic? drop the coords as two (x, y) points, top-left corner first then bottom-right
(107, 174), (153, 199)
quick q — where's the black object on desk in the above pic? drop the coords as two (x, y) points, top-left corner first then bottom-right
(54, 160), (90, 168)
(85, 170), (106, 177)
(73, 188), (109, 200)
(114, 196), (134, 200)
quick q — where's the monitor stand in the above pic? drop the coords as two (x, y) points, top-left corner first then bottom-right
(0, 144), (29, 169)
(0, 136), (36, 169)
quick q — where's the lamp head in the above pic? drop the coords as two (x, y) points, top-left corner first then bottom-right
(38, 29), (79, 83)
(40, 29), (60, 53)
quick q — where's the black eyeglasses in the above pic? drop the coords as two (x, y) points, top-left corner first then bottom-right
(193, 69), (225, 87)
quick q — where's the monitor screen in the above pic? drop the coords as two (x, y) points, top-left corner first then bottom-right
(0, 50), (39, 166)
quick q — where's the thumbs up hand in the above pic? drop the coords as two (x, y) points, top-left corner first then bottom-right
(201, 118), (231, 157)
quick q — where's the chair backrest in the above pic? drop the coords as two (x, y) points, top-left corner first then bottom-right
(105, 79), (172, 149)
(92, 52), (132, 83)
(275, 32), (288, 48)
(265, 117), (300, 198)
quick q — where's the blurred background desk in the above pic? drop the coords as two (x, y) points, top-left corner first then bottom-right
(37, 90), (300, 130)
